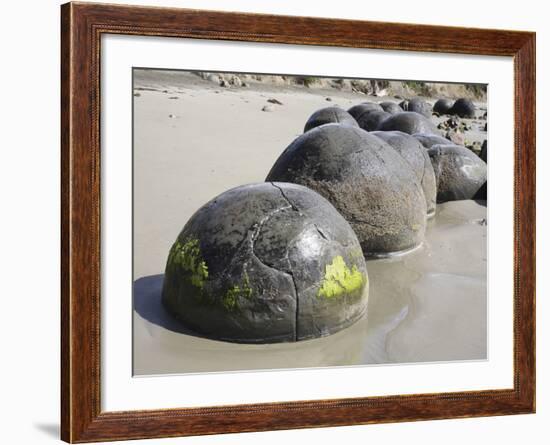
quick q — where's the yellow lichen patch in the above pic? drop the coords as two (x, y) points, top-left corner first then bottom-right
(222, 272), (253, 310)
(318, 256), (365, 298)
(167, 237), (209, 289)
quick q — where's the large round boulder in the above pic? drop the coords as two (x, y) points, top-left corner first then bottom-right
(433, 98), (454, 115)
(412, 132), (453, 149)
(266, 124), (427, 256)
(371, 131), (437, 217)
(162, 182), (369, 343)
(347, 102), (383, 120)
(400, 98), (432, 118)
(356, 110), (391, 131)
(450, 98), (476, 118)
(380, 101), (403, 114)
(304, 107), (358, 132)
(428, 144), (487, 202)
(377, 111), (438, 135)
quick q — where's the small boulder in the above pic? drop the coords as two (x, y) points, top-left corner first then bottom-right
(356, 110), (391, 131)
(433, 98), (454, 115)
(304, 107), (359, 132)
(428, 144), (487, 202)
(400, 98), (432, 118)
(347, 102), (384, 120)
(379, 101), (403, 114)
(377, 112), (438, 135)
(450, 98), (476, 118)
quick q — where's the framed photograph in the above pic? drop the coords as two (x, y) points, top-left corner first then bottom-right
(61, 2), (535, 442)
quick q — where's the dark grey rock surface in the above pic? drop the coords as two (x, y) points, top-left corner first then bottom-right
(412, 132), (452, 148)
(433, 98), (454, 115)
(371, 131), (437, 216)
(347, 102), (384, 121)
(400, 98), (432, 118)
(379, 101), (403, 114)
(303, 107), (358, 132)
(356, 110), (391, 131)
(428, 144), (487, 202)
(449, 98), (476, 118)
(479, 140), (487, 163)
(266, 124), (427, 256)
(162, 182), (368, 343)
(377, 112), (438, 135)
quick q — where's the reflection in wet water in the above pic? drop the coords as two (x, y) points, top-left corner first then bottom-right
(133, 200), (487, 376)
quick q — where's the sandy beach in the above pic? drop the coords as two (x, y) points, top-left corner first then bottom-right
(132, 69), (487, 375)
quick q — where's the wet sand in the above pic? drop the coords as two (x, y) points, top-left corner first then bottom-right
(133, 70), (487, 375)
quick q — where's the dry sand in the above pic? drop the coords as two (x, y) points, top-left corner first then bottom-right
(132, 70), (487, 375)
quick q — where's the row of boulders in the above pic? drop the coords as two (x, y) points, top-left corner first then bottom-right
(161, 97), (487, 344)
(297, 102), (487, 202)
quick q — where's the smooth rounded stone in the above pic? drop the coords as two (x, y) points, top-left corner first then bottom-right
(400, 98), (432, 118)
(347, 102), (384, 121)
(450, 98), (476, 118)
(377, 112), (438, 135)
(479, 140), (487, 163)
(371, 131), (437, 216)
(412, 132), (452, 149)
(161, 182), (369, 344)
(379, 101), (403, 114)
(433, 98), (454, 115)
(303, 107), (359, 132)
(266, 124), (427, 256)
(428, 144), (488, 202)
(355, 110), (391, 131)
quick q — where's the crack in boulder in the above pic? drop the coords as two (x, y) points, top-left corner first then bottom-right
(247, 202), (302, 338)
(270, 182), (302, 213)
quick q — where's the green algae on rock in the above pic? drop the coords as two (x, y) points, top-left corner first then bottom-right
(221, 272), (253, 311)
(166, 238), (209, 289)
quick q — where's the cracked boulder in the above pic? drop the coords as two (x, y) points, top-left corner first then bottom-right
(266, 124), (427, 256)
(428, 144), (487, 202)
(371, 131), (437, 217)
(377, 112), (438, 135)
(303, 107), (359, 132)
(161, 182), (368, 344)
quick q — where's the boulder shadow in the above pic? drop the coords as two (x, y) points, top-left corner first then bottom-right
(133, 274), (208, 338)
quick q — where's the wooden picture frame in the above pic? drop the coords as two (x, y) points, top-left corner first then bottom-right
(61, 2), (535, 442)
